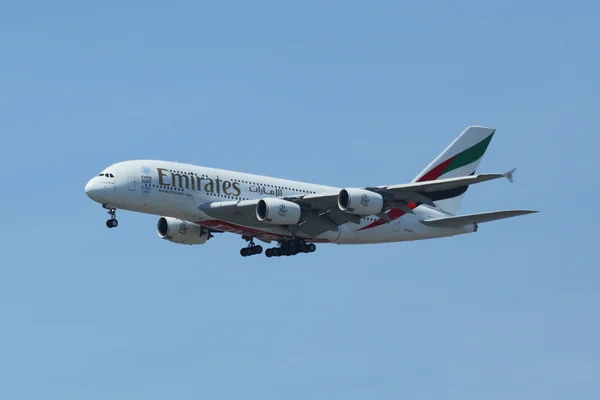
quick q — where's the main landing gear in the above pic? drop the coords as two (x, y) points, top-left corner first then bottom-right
(265, 239), (316, 258)
(104, 204), (119, 228)
(240, 236), (263, 257)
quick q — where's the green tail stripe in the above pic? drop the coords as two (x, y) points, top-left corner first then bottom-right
(444, 132), (494, 175)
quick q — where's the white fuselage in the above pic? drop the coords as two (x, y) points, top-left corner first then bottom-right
(85, 160), (474, 244)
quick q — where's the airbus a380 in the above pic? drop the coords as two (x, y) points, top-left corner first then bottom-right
(85, 126), (537, 258)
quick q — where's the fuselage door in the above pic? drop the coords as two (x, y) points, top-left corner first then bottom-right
(128, 177), (137, 191)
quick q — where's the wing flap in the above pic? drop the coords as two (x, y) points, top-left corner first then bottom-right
(292, 192), (339, 209)
(198, 197), (351, 238)
(421, 210), (538, 228)
(298, 213), (340, 237)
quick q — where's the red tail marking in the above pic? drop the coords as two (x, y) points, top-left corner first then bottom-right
(418, 155), (455, 182)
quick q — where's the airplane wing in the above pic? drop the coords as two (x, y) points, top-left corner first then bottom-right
(198, 199), (276, 229)
(197, 195), (352, 238)
(198, 170), (516, 239)
(421, 210), (538, 228)
(364, 170), (515, 211)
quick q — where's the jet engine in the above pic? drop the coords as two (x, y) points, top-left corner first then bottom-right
(338, 188), (384, 215)
(256, 198), (302, 225)
(157, 217), (211, 245)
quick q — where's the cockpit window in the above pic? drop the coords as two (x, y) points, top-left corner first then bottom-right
(99, 173), (105, 176)
(99, 173), (115, 178)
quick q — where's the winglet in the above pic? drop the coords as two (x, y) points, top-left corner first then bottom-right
(504, 168), (516, 183)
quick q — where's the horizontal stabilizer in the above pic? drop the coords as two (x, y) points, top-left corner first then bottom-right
(421, 210), (538, 228)
(384, 170), (514, 194)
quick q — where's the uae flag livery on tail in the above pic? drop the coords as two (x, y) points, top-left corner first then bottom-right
(359, 126), (496, 231)
(412, 126), (496, 214)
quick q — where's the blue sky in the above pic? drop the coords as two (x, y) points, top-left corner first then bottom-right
(1, 1), (598, 399)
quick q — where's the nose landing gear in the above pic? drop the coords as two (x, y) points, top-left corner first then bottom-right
(103, 204), (119, 228)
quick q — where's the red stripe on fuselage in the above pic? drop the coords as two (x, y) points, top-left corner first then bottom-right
(197, 219), (330, 243)
(358, 155), (456, 232)
(357, 202), (418, 231)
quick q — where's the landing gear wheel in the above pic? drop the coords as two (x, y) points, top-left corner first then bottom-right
(241, 237), (264, 257)
(265, 240), (315, 257)
(105, 207), (118, 228)
(241, 244), (263, 257)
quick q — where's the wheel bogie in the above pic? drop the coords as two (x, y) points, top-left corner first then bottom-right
(263, 240), (316, 258)
(240, 245), (263, 257)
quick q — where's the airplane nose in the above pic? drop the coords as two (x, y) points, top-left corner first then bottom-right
(85, 179), (100, 199)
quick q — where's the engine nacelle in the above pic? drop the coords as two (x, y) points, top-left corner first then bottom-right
(338, 188), (384, 215)
(256, 198), (302, 225)
(157, 217), (210, 245)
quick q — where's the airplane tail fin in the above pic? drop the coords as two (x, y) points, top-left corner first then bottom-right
(412, 126), (496, 215)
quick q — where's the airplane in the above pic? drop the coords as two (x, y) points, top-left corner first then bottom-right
(84, 126), (537, 257)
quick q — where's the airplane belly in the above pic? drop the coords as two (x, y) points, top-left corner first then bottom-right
(314, 227), (341, 243)
(198, 219), (295, 243)
(335, 213), (431, 244)
(336, 223), (395, 244)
